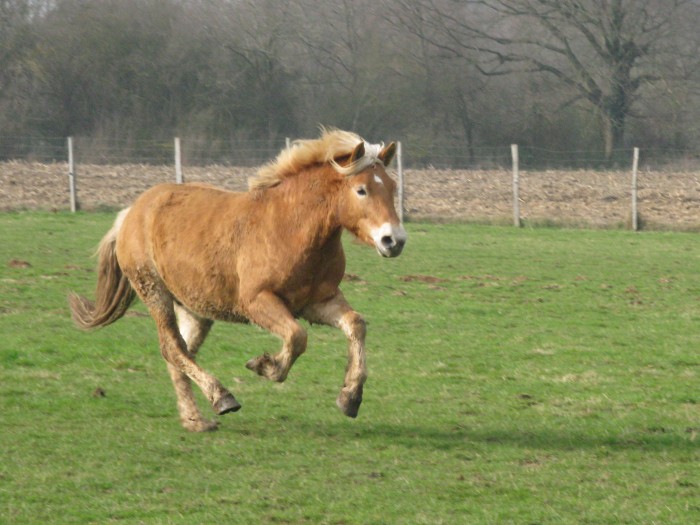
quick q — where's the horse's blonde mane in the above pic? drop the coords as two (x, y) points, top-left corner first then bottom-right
(249, 128), (384, 191)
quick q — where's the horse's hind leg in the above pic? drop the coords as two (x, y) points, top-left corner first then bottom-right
(158, 302), (241, 420)
(132, 277), (241, 428)
(168, 305), (217, 432)
(302, 292), (367, 418)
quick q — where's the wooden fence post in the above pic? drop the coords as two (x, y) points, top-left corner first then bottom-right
(67, 137), (77, 212)
(511, 144), (521, 227)
(397, 141), (404, 223)
(631, 147), (639, 231)
(174, 137), (183, 184)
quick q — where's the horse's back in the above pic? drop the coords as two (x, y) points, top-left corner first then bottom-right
(126, 182), (247, 232)
(131, 182), (243, 213)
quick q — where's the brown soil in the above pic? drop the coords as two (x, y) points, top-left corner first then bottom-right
(2, 161), (699, 229)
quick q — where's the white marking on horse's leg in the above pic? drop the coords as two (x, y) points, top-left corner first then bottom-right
(176, 310), (199, 350)
(160, 313), (238, 417)
(132, 277), (238, 424)
(171, 305), (217, 430)
(175, 304), (211, 355)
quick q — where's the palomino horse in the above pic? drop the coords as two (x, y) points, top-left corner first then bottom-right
(70, 129), (407, 431)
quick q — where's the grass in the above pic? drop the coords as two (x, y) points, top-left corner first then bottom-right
(1, 212), (699, 524)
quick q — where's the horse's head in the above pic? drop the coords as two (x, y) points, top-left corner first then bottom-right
(337, 141), (407, 258)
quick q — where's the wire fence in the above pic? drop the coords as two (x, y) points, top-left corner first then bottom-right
(0, 135), (289, 166)
(2, 134), (700, 230)
(4, 132), (700, 168)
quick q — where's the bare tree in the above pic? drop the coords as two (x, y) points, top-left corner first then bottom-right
(294, 0), (384, 132)
(204, 0), (301, 139)
(395, 0), (699, 159)
(0, 0), (42, 138)
(5, 0), (700, 163)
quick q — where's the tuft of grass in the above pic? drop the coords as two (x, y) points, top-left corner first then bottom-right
(1, 212), (699, 524)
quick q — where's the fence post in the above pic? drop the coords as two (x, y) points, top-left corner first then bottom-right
(631, 147), (639, 231)
(286, 137), (291, 149)
(174, 137), (183, 184)
(511, 144), (521, 227)
(67, 137), (77, 212)
(397, 141), (404, 223)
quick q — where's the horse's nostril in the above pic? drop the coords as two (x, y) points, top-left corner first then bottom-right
(381, 235), (395, 248)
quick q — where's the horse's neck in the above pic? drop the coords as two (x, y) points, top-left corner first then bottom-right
(266, 176), (343, 248)
(295, 194), (342, 250)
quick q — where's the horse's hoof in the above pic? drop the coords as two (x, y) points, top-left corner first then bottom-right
(336, 388), (363, 418)
(245, 355), (261, 372)
(246, 353), (285, 382)
(213, 393), (241, 415)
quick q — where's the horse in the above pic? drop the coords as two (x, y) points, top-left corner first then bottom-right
(69, 128), (407, 431)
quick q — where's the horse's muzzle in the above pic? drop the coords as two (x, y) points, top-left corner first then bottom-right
(372, 223), (407, 257)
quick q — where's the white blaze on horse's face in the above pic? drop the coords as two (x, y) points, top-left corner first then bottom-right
(345, 164), (407, 258)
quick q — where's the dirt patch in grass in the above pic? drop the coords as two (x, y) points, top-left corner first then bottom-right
(8, 259), (32, 269)
(400, 274), (448, 283)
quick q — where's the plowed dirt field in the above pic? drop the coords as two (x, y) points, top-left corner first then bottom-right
(2, 161), (699, 229)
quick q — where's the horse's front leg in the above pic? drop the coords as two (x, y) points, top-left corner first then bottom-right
(244, 291), (307, 382)
(303, 292), (367, 418)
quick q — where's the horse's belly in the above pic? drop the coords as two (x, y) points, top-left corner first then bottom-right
(279, 279), (341, 316)
(207, 307), (250, 324)
(167, 272), (248, 323)
(178, 295), (249, 324)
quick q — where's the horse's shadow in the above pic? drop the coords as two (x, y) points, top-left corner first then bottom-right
(287, 419), (698, 453)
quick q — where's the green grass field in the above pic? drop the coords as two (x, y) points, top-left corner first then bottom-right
(1, 212), (699, 524)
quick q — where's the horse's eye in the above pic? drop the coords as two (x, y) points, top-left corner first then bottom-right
(356, 186), (367, 197)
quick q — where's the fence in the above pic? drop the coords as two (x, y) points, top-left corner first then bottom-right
(2, 135), (700, 230)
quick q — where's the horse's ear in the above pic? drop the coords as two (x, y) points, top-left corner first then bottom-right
(349, 141), (365, 163)
(379, 142), (397, 166)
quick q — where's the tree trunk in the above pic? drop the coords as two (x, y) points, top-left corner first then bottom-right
(601, 114), (614, 162)
(599, 109), (626, 163)
(456, 89), (475, 166)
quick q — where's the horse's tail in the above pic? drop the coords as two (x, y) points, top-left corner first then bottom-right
(69, 208), (136, 330)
